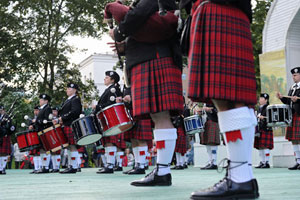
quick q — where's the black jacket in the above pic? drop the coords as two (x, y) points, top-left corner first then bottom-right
(280, 86), (300, 115)
(34, 104), (52, 131)
(114, 0), (182, 69)
(205, 104), (218, 123)
(257, 104), (271, 131)
(0, 114), (13, 137)
(59, 95), (82, 126)
(95, 84), (122, 113)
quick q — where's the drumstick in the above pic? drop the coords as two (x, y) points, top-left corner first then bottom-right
(282, 95), (300, 100)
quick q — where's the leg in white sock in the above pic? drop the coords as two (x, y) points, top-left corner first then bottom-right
(106, 146), (117, 169)
(206, 145), (212, 164)
(137, 146), (147, 169)
(70, 151), (79, 169)
(210, 146), (218, 165)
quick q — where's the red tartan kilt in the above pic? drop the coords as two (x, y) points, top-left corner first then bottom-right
(0, 135), (11, 155)
(124, 119), (153, 144)
(63, 126), (76, 145)
(254, 129), (274, 150)
(131, 57), (184, 119)
(187, 0), (256, 105)
(200, 120), (220, 145)
(102, 133), (126, 149)
(175, 125), (187, 155)
(286, 114), (300, 141)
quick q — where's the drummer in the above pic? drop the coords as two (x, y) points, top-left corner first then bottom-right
(93, 71), (125, 174)
(53, 83), (82, 173)
(254, 93), (273, 169)
(277, 66), (300, 170)
(29, 94), (52, 173)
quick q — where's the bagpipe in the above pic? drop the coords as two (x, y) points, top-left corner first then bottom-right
(0, 100), (17, 137)
(104, 0), (178, 43)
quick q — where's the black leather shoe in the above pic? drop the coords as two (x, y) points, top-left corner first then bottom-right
(50, 169), (60, 173)
(0, 169), (6, 175)
(77, 168), (81, 172)
(205, 164), (217, 170)
(114, 166), (123, 171)
(201, 163), (212, 170)
(255, 162), (264, 169)
(30, 170), (37, 174)
(127, 167), (145, 175)
(288, 163), (300, 170)
(123, 168), (134, 174)
(171, 166), (178, 170)
(36, 167), (49, 174)
(59, 167), (77, 174)
(144, 165), (149, 170)
(171, 165), (184, 170)
(261, 162), (270, 168)
(183, 163), (188, 169)
(130, 169), (171, 186)
(190, 178), (259, 200)
(97, 167), (114, 174)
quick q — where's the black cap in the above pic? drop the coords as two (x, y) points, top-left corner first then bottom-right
(52, 106), (59, 111)
(39, 94), (51, 101)
(34, 105), (39, 110)
(260, 93), (269, 100)
(291, 67), (300, 74)
(0, 105), (4, 110)
(67, 82), (79, 90)
(105, 71), (120, 83)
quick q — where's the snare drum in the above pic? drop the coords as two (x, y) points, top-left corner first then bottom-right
(38, 124), (68, 153)
(72, 115), (102, 146)
(183, 115), (204, 135)
(16, 130), (40, 152)
(266, 104), (292, 127)
(96, 103), (133, 137)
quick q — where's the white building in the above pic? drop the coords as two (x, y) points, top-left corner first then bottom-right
(78, 53), (124, 99)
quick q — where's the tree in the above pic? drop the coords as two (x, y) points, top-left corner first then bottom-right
(0, 0), (110, 98)
(251, 0), (273, 94)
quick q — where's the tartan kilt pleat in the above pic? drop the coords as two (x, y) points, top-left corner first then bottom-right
(254, 129), (274, 150)
(131, 57), (184, 119)
(102, 133), (126, 149)
(200, 120), (220, 145)
(63, 126), (76, 145)
(0, 135), (11, 155)
(187, 0), (256, 105)
(286, 114), (300, 141)
(175, 125), (187, 155)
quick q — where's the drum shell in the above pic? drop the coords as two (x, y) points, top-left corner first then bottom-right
(266, 104), (292, 127)
(71, 115), (102, 146)
(16, 130), (40, 152)
(183, 115), (204, 135)
(96, 103), (133, 137)
(38, 125), (67, 153)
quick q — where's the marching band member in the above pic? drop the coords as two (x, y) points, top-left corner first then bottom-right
(50, 106), (61, 173)
(254, 93), (273, 169)
(186, 0), (259, 199)
(197, 104), (220, 170)
(53, 83), (82, 174)
(119, 86), (153, 175)
(277, 67), (300, 170)
(29, 94), (52, 173)
(94, 71), (124, 174)
(0, 105), (15, 175)
(110, 0), (183, 186)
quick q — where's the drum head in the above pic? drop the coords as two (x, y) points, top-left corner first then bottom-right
(103, 122), (133, 137)
(77, 134), (102, 146)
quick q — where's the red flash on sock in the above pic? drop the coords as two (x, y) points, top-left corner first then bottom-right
(156, 141), (165, 149)
(120, 155), (124, 159)
(225, 130), (243, 142)
(71, 157), (76, 160)
(266, 153), (270, 157)
(139, 151), (145, 156)
(109, 152), (115, 156)
(43, 157), (47, 161)
(57, 159), (61, 162)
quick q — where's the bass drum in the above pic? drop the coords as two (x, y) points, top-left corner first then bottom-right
(71, 115), (102, 146)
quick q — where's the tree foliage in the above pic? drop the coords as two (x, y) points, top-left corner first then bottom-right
(251, 0), (273, 94)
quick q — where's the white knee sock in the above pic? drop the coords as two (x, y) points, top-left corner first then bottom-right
(137, 146), (147, 169)
(293, 145), (300, 164)
(145, 152), (150, 167)
(179, 154), (185, 166)
(70, 151), (79, 169)
(264, 149), (270, 163)
(54, 155), (61, 169)
(101, 154), (107, 167)
(154, 128), (177, 176)
(210, 146), (218, 165)
(206, 145), (212, 163)
(77, 153), (83, 168)
(132, 147), (138, 168)
(258, 150), (265, 164)
(41, 153), (49, 169)
(33, 156), (39, 171)
(175, 152), (180, 166)
(106, 146), (117, 169)
(218, 106), (256, 183)
(0, 157), (6, 170)
(116, 151), (124, 167)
